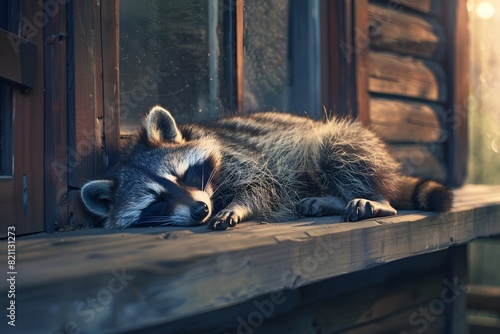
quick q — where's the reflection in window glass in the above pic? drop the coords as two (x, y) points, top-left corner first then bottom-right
(119, 0), (228, 133)
(243, 0), (320, 115)
(1, 0), (14, 176)
(243, 0), (290, 112)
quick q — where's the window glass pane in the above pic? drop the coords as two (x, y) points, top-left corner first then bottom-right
(243, 0), (290, 112)
(0, 83), (13, 176)
(0, 0), (8, 30)
(1, 0), (14, 176)
(119, 0), (228, 134)
(243, 0), (320, 115)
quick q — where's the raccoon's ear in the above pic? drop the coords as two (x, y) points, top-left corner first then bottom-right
(81, 180), (114, 217)
(145, 106), (183, 143)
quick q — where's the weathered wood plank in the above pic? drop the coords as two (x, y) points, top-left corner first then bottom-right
(69, 0), (103, 188)
(370, 97), (443, 142)
(1, 185), (499, 333)
(442, 0), (469, 187)
(67, 0), (119, 228)
(44, 1), (69, 232)
(101, 0), (121, 165)
(368, 3), (444, 59)
(390, 144), (446, 181)
(355, 0), (370, 123)
(222, 272), (448, 334)
(369, 51), (447, 102)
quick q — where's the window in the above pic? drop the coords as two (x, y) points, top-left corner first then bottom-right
(118, 0), (321, 134)
(119, 0), (230, 133)
(0, 0), (15, 176)
(0, 83), (13, 176)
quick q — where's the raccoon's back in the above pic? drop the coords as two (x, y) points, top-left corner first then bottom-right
(182, 112), (321, 161)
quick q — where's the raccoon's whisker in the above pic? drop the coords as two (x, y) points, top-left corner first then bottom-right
(204, 168), (217, 192)
(201, 161), (206, 191)
(135, 216), (177, 226)
(209, 182), (225, 198)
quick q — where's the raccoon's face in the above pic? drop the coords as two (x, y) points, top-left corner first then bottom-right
(81, 106), (221, 228)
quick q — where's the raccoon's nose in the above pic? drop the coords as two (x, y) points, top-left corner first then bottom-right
(190, 201), (209, 221)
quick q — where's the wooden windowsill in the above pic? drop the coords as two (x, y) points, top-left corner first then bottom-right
(4, 184), (500, 333)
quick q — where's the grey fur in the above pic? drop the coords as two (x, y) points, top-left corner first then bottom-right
(81, 106), (452, 229)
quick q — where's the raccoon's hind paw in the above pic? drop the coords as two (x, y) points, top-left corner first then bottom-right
(342, 198), (397, 222)
(208, 210), (241, 230)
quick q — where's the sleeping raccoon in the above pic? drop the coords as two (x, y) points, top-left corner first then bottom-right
(81, 106), (453, 230)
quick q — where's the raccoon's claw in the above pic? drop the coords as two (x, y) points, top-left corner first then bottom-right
(341, 198), (397, 222)
(342, 199), (375, 222)
(208, 210), (240, 230)
(299, 196), (346, 217)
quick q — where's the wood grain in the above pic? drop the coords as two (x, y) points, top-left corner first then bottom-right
(369, 51), (447, 102)
(370, 97), (443, 142)
(2, 185), (500, 333)
(368, 3), (444, 59)
(44, 0), (69, 232)
(442, 0), (469, 187)
(390, 144), (447, 181)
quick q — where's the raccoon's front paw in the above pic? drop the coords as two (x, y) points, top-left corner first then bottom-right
(208, 210), (241, 230)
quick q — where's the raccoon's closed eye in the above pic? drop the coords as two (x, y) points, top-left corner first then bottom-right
(180, 162), (215, 189)
(146, 188), (169, 202)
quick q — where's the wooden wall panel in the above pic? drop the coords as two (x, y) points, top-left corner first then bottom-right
(44, 1), (68, 232)
(68, 0), (119, 227)
(370, 98), (443, 142)
(390, 144), (447, 181)
(369, 51), (446, 102)
(442, 0), (469, 187)
(368, 3), (445, 59)
(69, 0), (103, 192)
(100, 0), (121, 166)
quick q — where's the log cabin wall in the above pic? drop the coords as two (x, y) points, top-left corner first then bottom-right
(366, 0), (449, 181)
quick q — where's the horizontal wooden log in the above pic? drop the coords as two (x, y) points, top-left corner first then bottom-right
(369, 51), (447, 102)
(467, 284), (500, 313)
(2, 185), (500, 333)
(468, 315), (500, 334)
(370, 97), (443, 142)
(390, 144), (446, 181)
(368, 3), (444, 59)
(387, 0), (441, 15)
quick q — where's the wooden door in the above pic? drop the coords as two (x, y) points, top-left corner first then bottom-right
(0, 0), (44, 236)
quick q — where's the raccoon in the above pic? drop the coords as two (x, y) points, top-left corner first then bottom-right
(81, 106), (453, 230)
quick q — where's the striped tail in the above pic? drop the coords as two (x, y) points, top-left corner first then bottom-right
(392, 176), (453, 212)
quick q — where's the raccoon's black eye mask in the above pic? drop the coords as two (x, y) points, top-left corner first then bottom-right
(180, 162), (215, 190)
(130, 164), (179, 194)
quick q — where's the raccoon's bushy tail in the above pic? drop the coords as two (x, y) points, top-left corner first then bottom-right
(392, 176), (453, 212)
